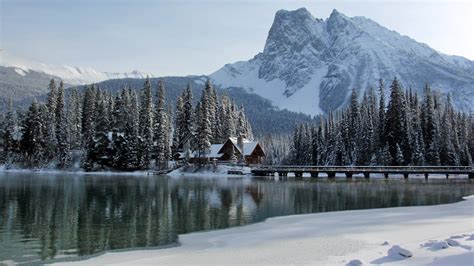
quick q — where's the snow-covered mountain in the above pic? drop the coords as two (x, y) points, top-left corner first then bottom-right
(211, 8), (474, 115)
(0, 50), (155, 85)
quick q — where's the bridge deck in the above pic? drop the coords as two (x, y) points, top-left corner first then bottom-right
(251, 165), (473, 179)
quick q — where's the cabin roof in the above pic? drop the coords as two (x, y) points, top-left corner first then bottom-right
(191, 144), (225, 158)
(226, 137), (260, 156)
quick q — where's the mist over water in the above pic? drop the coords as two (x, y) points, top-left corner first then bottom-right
(0, 172), (472, 263)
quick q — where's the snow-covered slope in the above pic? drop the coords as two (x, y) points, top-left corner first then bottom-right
(211, 8), (474, 115)
(0, 51), (155, 85)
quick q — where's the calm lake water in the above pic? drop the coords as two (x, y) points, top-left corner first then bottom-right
(0, 172), (473, 264)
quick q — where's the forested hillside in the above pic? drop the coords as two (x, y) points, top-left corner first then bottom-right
(291, 78), (474, 166)
(69, 76), (314, 136)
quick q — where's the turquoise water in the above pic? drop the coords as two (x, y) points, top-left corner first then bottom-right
(0, 172), (472, 263)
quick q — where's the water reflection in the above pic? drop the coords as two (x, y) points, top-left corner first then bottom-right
(0, 172), (472, 263)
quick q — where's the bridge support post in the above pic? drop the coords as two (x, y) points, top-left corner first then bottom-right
(327, 172), (336, 179)
(403, 173), (409, 179)
(446, 174), (449, 179)
(384, 173), (389, 179)
(345, 172), (353, 178)
(364, 173), (370, 179)
(425, 173), (429, 179)
(469, 173), (474, 179)
(311, 172), (319, 178)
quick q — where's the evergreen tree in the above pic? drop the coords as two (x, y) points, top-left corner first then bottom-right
(21, 99), (45, 167)
(422, 84), (441, 165)
(195, 95), (212, 159)
(67, 88), (82, 149)
(55, 81), (71, 168)
(439, 95), (459, 165)
(154, 80), (169, 169)
(220, 95), (236, 141)
(45, 79), (58, 160)
(385, 78), (408, 165)
(3, 98), (16, 159)
(348, 88), (360, 164)
(183, 83), (194, 136)
(138, 77), (154, 169)
(173, 94), (185, 152)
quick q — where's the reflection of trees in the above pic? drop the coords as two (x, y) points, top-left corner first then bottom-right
(0, 174), (472, 263)
(246, 184), (264, 207)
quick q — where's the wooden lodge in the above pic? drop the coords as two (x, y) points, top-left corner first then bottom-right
(181, 137), (265, 165)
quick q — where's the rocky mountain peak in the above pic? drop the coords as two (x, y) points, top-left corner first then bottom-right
(211, 8), (474, 115)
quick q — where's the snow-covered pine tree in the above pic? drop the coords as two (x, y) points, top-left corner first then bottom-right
(291, 124), (301, 165)
(67, 88), (82, 150)
(195, 91), (212, 159)
(21, 99), (45, 167)
(173, 94), (184, 152)
(111, 92), (126, 169)
(164, 105), (173, 168)
(220, 94), (236, 141)
(301, 124), (312, 165)
(44, 79), (58, 160)
(126, 89), (141, 169)
(236, 105), (248, 139)
(213, 98), (222, 144)
(154, 80), (168, 169)
(55, 81), (71, 168)
(82, 84), (96, 146)
(385, 78), (408, 165)
(204, 80), (219, 144)
(409, 93), (425, 166)
(394, 143), (404, 166)
(182, 83), (194, 148)
(439, 94), (459, 165)
(377, 79), (386, 158)
(421, 84), (441, 165)
(359, 96), (375, 165)
(90, 91), (111, 168)
(348, 88), (360, 165)
(3, 98), (15, 160)
(138, 77), (154, 169)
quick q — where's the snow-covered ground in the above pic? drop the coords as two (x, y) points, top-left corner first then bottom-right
(0, 164), (252, 179)
(0, 165), (152, 177)
(167, 164), (251, 178)
(58, 196), (474, 265)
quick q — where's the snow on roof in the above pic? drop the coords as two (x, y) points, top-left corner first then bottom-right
(243, 142), (258, 156)
(209, 144), (225, 158)
(228, 137), (259, 156)
(191, 144), (225, 158)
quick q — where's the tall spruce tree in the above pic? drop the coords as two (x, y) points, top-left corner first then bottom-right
(55, 81), (71, 168)
(154, 80), (169, 169)
(138, 77), (154, 169)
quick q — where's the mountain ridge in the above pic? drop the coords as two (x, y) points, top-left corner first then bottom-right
(0, 51), (155, 85)
(210, 8), (474, 115)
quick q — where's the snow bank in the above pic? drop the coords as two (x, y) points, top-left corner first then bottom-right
(167, 164), (251, 178)
(58, 195), (474, 265)
(0, 166), (151, 177)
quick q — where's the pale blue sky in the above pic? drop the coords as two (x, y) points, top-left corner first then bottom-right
(1, 0), (473, 76)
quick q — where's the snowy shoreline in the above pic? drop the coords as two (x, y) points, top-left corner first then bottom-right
(0, 164), (256, 179)
(56, 195), (474, 265)
(1, 165), (470, 180)
(0, 166), (152, 177)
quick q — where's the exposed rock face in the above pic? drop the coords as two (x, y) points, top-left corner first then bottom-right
(211, 8), (474, 115)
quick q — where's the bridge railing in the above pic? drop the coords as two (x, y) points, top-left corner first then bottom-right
(250, 165), (473, 172)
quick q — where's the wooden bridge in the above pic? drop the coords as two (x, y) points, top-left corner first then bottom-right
(251, 165), (474, 179)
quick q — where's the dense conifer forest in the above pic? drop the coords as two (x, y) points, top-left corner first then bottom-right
(1, 77), (472, 170)
(291, 78), (473, 166)
(0, 78), (253, 170)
